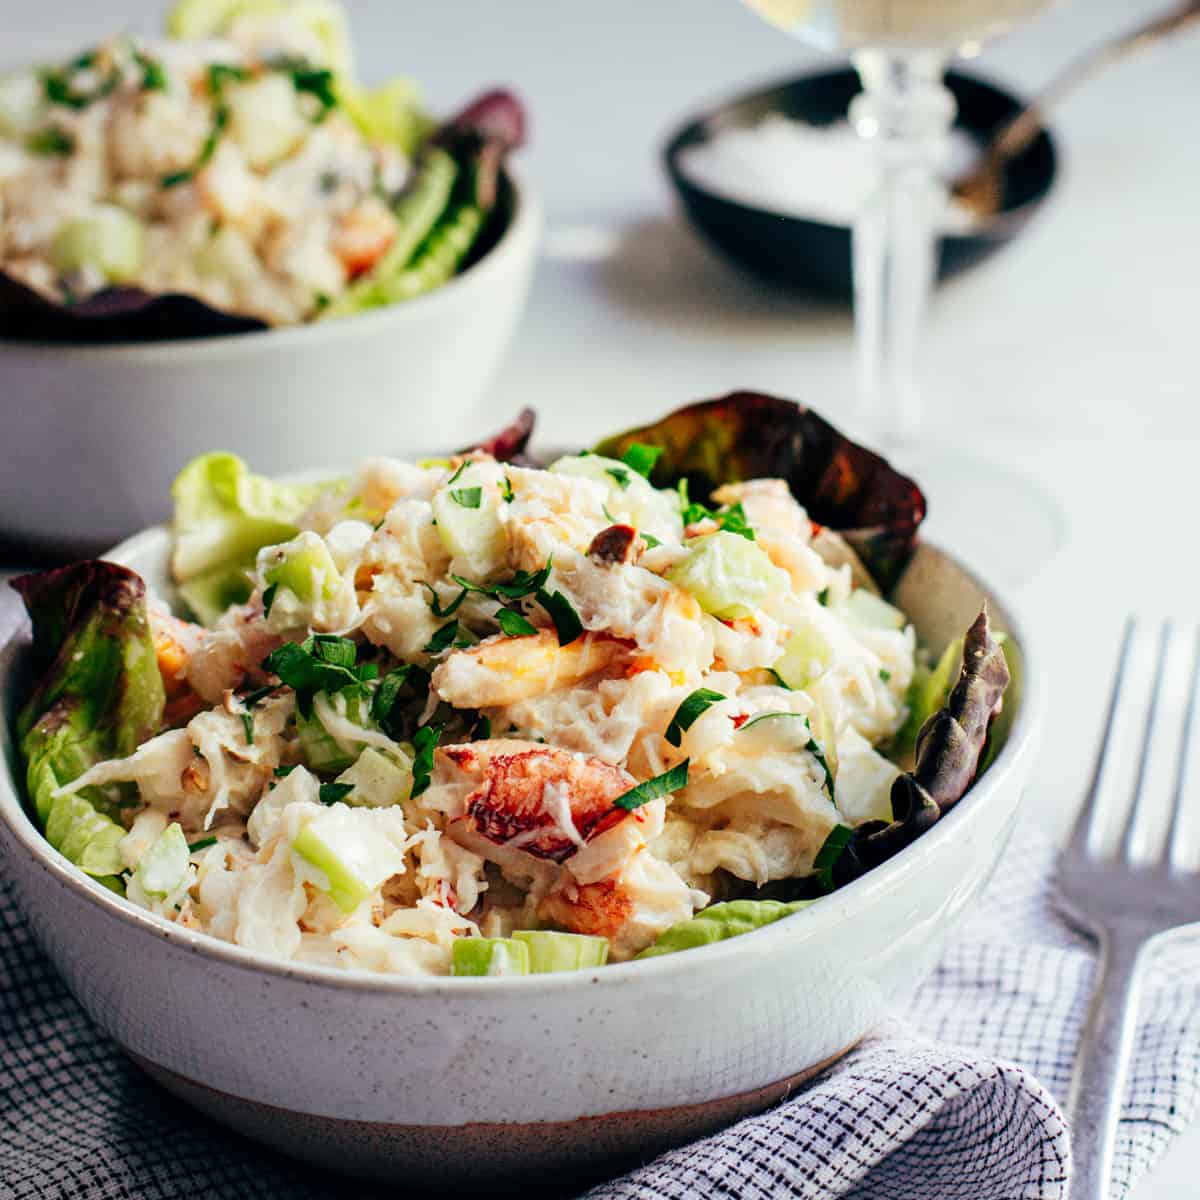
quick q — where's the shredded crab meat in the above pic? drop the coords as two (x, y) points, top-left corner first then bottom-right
(76, 443), (924, 976)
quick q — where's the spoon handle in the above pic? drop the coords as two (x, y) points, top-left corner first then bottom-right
(992, 0), (1200, 164)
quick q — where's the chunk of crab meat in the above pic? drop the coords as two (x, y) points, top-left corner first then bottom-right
(431, 738), (669, 895)
(432, 630), (627, 709)
(538, 850), (699, 960)
(148, 606), (205, 699)
(434, 739), (635, 859)
(331, 200), (398, 277)
(184, 605), (282, 705)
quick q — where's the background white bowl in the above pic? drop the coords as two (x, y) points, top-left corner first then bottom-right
(0, 528), (1042, 1185)
(0, 173), (540, 559)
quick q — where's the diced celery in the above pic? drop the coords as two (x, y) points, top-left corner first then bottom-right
(135, 822), (190, 897)
(261, 532), (341, 605)
(451, 937), (531, 977)
(334, 747), (411, 808)
(49, 207), (145, 283)
(843, 590), (907, 631)
(774, 625), (834, 690)
(512, 930), (609, 974)
(549, 454), (682, 539)
(225, 74), (305, 170)
(291, 807), (403, 913)
(431, 467), (506, 573)
(636, 899), (811, 959)
(296, 704), (357, 773)
(666, 531), (788, 620)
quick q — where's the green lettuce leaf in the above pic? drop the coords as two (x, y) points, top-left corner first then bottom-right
(12, 562), (166, 886)
(170, 452), (329, 625)
(636, 899), (811, 960)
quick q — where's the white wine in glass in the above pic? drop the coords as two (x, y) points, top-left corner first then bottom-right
(744, 0), (1051, 52)
(740, 0), (1063, 587)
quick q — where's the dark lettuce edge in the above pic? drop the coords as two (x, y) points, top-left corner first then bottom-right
(0, 270), (268, 344)
(461, 406), (536, 464)
(755, 606), (1011, 902)
(594, 391), (927, 592)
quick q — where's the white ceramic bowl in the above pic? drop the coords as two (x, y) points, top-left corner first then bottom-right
(0, 529), (1042, 1184)
(0, 174), (540, 559)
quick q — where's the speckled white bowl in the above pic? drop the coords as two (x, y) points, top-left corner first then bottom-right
(0, 529), (1042, 1184)
(0, 173), (540, 559)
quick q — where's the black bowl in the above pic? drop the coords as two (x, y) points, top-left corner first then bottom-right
(664, 67), (1058, 299)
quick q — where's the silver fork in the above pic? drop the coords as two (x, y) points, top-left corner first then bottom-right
(1056, 619), (1200, 1200)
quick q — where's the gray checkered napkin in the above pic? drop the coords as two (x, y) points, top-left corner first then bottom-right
(3, 828), (1198, 1200)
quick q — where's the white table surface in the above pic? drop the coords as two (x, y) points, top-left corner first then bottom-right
(9, 0), (1200, 1192)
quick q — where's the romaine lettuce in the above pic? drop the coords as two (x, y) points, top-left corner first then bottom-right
(12, 562), (166, 888)
(170, 452), (330, 626)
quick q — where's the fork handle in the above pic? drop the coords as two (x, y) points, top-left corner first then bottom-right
(1068, 926), (1151, 1200)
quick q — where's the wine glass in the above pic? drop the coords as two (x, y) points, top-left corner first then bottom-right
(741, 0), (1066, 588)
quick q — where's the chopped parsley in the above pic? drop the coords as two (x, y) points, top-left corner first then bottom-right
(162, 64), (245, 187)
(817, 588), (830, 607)
(275, 59), (338, 119)
(716, 501), (755, 541)
(450, 486), (483, 509)
(879, 668), (892, 683)
(42, 51), (119, 110)
(536, 588), (583, 646)
(241, 685), (279, 708)
(410, 724), (442, 799)
(680, 496), (755, 541)
(738, 712), (835, 802)
(614, 759), (690, 811)
(605, 466), (631, 490)
(240, 712), (255, 744)
(370, 664), (431, 737)
(319, 782), (354, 806)
(813, 824), (853, 892)
(497, 608), (537, 637)
(25, 127), (75, 156)
(422, 581), (469, 619)
(665, 688), (725, 748)
(451, 559), (553, 602)
(187, 836), (217, 852)
(134, 51), (167, 92)
(621, 442), (663, 479)
(261, 582), (278, 617)
(501, 476), (515, 503)
(423, 622), (460, 655)
(261, 635), (376, 716)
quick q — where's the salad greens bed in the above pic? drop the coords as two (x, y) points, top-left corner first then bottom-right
(11, 394), (1014, 974)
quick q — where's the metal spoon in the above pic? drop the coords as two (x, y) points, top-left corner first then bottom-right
(954, 0), (1200, 219)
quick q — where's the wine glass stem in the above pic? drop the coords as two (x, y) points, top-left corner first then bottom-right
(849, 51), (956, 450)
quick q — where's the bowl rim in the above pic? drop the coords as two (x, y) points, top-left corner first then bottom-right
(0, 526), (1045, 996)
(0, 168), (540, 363)
(662, 65), (1059, 238)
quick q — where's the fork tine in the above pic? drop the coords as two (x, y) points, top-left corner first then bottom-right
(1118, 621), (1173, 862)
(1164, 627), (1200, 870)
(1068, 617), (1137, 853)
